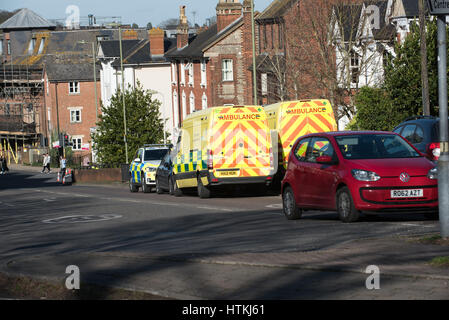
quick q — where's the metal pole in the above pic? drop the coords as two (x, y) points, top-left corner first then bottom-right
(250, 0), (258, 105)
(437, 16), (449, 237)
(92, 42), (99, 123)
(119, 27), (129, 164)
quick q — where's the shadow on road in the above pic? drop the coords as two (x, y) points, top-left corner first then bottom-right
(0, 171), (64, 191)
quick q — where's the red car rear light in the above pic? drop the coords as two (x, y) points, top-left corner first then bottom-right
(427, 142), (440, 161)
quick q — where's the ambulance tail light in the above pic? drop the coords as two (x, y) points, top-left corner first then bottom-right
(427, 142), (440, 161)
(207, 149), (213, 169)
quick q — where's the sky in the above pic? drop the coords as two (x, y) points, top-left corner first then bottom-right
(1, 0), (274, 27)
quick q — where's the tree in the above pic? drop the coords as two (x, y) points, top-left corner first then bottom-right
(384, 19), (439, 119)
(92, 82), (166, 165)
(352, 19), (444, 131)
(146, 22), (153, 29)
(132, 23), (139, 29)
(286, 0), (393, 128)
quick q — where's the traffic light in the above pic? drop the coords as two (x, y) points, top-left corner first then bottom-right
(64, 134), (69, 147)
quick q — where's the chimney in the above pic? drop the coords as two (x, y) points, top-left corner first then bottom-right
(216, 0), (243, 33)
(122, 29), (138, 40)
(177, 5), (189, 49)
(149, 27), (165, 56)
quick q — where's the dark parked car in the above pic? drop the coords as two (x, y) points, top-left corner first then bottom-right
(282, 131), (438, 223)
(155, 152), (175, 195)
(393, 116), (448, 161)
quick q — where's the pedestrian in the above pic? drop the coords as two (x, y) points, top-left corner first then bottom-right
(41, 153), (49, 173)
(1, 154), (8, 175)
(59, 155), (67, 183)
(0, 154), (4, 175)
(44, 153), (51, 173)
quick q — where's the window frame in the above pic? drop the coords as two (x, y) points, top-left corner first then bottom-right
(221, 58), (234, 82)
(70, 108), (82, 123)
(71, 137), (83, 151)
(293, 137), (311, 162)
(69, 81), (80, 94)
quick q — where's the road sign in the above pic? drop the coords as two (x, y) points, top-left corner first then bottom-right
(427, 0), (449, 15)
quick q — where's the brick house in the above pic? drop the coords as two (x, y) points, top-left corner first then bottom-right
(97, 29), (177, 142)
(165, 0), (256, 136)
(44, 62), (101, 162)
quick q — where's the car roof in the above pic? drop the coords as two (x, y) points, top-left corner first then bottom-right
(302, 131), (396, 137)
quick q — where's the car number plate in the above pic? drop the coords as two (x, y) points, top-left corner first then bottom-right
(215, 170), (240, 177)
(391, 189), (423, 198)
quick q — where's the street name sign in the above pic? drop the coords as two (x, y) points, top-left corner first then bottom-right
(428, 0), (449, 15)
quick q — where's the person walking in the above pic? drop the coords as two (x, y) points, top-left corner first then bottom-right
(41, 153), (51, 174)
(59, 156), (67, 183)
(1, 154), (8, 175)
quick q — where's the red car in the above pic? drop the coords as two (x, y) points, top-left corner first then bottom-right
(281, 131), (438, 222)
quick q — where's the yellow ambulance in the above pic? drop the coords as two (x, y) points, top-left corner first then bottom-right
(264, 99), (338, 184)
(172, 105), (276, 198)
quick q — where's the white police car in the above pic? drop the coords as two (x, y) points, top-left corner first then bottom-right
(129, 144), (171, 193)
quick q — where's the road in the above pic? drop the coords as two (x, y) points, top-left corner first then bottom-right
(0, 169), (447, 300)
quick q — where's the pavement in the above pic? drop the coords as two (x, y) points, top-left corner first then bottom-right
(1, 164), (449, 299)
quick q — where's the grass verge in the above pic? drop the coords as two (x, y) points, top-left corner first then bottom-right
(0, 272), (171, 300)
(429, 256), (449, 268)
(408, 234), (449, 246)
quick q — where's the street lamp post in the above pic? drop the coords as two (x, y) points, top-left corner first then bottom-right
(119, 27), (129, 164)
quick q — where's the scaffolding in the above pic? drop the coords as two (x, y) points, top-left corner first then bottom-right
(0, 58), (46, 164)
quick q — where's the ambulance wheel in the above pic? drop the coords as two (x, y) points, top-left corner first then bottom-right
(129, 177), (139, 193)
(282, 186), (302, 220)
(141, 172), (151, 193)
(173, 176), (183, 197)
(155, 176), (163, 194)
(168, 176), (175, 195)
(197, 177), (211, 199)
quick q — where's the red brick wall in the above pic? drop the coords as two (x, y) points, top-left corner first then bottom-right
(46, 77), (101, 154)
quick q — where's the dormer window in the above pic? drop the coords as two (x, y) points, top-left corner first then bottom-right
(28, 38), (36, 54)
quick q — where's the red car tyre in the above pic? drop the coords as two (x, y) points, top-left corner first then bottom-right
(336, 187), (360, 223)
(282, 186), (302, 220)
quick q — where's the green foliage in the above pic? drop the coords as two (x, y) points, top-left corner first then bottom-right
(353, 19), (445, 130)
(352, 87), (395, 131)
(92, 82), (166, 165)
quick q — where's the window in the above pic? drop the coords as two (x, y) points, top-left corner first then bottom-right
(189, 92), (195, 112)
(263, 24), (267, 49)
(306, 138), (334, 163)
(171, 63), (176, 84)
(180, 62), (186, 85)
(0, 39), (3, 55)
(294, 138), (310, 162)
(188, 62), (194, 86)
(350, 50), (360, 84)
(28, 38), (36, 54)
(200, 60), (207, 87)
(7, 40), (11, 55)
(401, 124), (424, 144)
(72, 137), (82, 150)
(202, 93), (207, 110)
(70, 109), (81, 123)
(37, 38), (45, 54)
(279, 23), (283, 49)
(222, 59), (233, 81)
(392, 126), (403, 135)
(96, 35), (109, 42)
(182, 91), (187, 119)
(69, 81), (80, 94)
